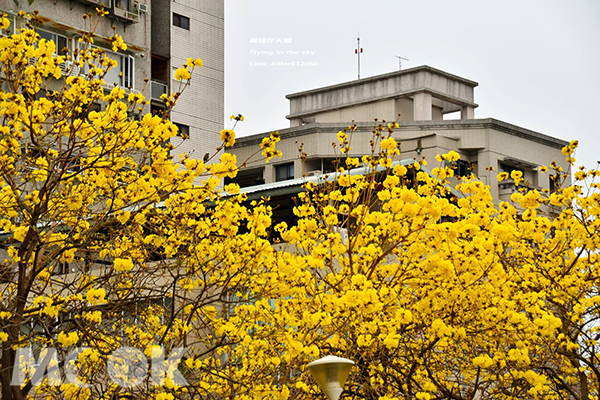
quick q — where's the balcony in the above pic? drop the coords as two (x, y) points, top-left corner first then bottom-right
(151, 80), (168, 101)
(73, 0), (112, 7)
(110, 1), (139, 23)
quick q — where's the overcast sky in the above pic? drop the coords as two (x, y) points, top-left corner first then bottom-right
(224, 0), (600, 173)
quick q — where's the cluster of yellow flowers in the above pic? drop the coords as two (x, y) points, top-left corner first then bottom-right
(219, 129), (235, 147)
(194, 146), (599, 399)
(260, 131), (282, 161)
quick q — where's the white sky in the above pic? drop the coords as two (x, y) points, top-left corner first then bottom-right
(224, 0), (600, 173)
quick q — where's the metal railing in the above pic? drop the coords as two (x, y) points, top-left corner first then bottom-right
(111, 0), (139, 22)
(74, 0), (112, 8)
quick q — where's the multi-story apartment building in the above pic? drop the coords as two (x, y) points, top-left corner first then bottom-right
(150, 0), (224, 160)
(0, 0), (224, 160)
(229, 66), (571, 205)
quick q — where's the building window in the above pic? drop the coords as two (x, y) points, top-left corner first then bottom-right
(37, 30), (68, 54)
(103, 51), (134, 88)
(85, 46), (135, 89)
(549, 174), (557, 192)
(454, 159), (472, 177)
(173, 13), (190, 30)
(151, 102), (166, 117)
(0, 15), (15, 37)
(275, 163), (294, 182)
(115, 0), (133, 11)
(174, 123), (189, 139)
(151, 55), (170, 82)
(226, 168), (265, 188)
(499, 163), (523, 176)
(77, 42), (135, 88)
(151, 80), (168, 101)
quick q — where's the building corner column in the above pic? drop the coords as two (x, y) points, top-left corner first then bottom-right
(461, 105), (475, 120)
(413, 92), (432, 121)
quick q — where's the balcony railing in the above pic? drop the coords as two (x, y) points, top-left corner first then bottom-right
(111, 1), (139, 23)
(74, 0), (112, 8)
(151, 80), (168, 101)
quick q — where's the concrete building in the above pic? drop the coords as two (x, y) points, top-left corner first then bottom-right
(229, 66), (570, 204)
(150, 0), (224, 160)
(0, 0), (224, 160)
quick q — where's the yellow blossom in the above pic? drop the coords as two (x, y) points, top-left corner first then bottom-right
(86, 288), (106, 305)
(220, 129), (236, 147)
(57, 331), (79, 347)
(114, 257), (134, 272)
(174, 67), (191, 81)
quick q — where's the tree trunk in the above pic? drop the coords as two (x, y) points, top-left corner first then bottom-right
(1, 344), (25, 400)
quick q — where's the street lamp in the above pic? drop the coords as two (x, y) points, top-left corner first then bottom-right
(307, 355), (355, 400)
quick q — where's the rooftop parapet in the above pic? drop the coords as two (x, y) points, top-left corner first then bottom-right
(286, 66), (479, 125)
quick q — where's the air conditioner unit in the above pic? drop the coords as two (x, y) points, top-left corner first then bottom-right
(306, 170), (322, 177)
(29, 57), (71, 82)
(135, 2), (147, 13)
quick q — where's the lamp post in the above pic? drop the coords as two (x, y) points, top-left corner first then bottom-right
(307, 355), (355, 400)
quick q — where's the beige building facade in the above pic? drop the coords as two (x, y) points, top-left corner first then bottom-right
(151, 0), (224, 160)
(0, 0), (224, 160)
(230, 66), (570, 204)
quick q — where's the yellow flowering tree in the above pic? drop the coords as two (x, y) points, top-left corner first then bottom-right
(0, 10), (277, 400)
(186, 125), (599, 400)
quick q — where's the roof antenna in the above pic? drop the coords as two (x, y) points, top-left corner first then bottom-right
(355, 36), (363, 79)
(395, 55), (409, 71)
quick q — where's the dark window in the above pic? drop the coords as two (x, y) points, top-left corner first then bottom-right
(174, 123), (189, 139)
(151, 55), (170, 82)
(151, 102), (166, 117)
(499, 163), (523, 175)
(454, 160), (472, 177)
(549, 174), (557, 192)
(38, 30), (68, 55)
(116, 0), (132, 11)
(275, 163), (294, 182)
(225, 167), (265, 188)
(89, 102), (102, 113)
(499, 163), (527, 190)
(173, 13), (190, 30)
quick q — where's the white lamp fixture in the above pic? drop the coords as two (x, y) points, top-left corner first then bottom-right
(307, 355), (355, 400)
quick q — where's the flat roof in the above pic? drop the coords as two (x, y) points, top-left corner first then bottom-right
(286, 65), (479, 99)
(232, 118), (570, 150)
